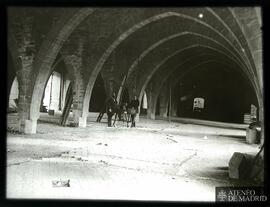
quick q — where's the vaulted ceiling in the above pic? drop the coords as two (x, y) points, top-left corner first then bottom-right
(7, 7), (263, 121)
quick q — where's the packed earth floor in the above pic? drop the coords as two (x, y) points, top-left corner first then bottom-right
(6, 118), (260, 201)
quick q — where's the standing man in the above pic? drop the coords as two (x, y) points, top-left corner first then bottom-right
(129, 95), (139, 127)
(106, 92), (117, 127)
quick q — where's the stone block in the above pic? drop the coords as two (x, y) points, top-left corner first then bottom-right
(160, 112), (167, 118)
(24, 119), (37, 134)
(229, 152), (245, 179)
(78, 117), (86, 127)
(250, 156), (264, 183)
(246, 128), (259, 144)
(229, 152), (259, 180)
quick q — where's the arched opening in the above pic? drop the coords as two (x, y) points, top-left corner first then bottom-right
(36, 56), (74, 127)
(8, 77), (19, 113)
(29, 9), (94, 125)
(41, 71), (61, 113)
(7, 50), (17, 105)
(89, 73), (107, 112)
(40, 59), (71, 115)
(174, 65), (258, 123)
(83, 10), (244, 121)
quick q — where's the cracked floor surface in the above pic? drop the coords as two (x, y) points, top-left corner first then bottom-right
(6, 118), (260, 201)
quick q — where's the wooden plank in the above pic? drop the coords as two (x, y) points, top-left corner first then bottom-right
(59, 83), (73, 126)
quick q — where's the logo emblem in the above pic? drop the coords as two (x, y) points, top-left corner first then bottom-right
(217, 190), (227, 201)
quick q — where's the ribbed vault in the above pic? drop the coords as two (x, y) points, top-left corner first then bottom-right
(7, 7), (262, 134)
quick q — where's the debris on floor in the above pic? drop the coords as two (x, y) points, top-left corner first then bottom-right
(7, 159), (31, 167)
(203, 136), (208, 139)
(166, 137), (178, 143)
(52, 179), (70, 187)
(99, 160), (108, 165)
(75, 157), (88, 162)
(67, 122), (77, 127)
(33, 155), (43, 160)
(96, 143), (108, 146)
(76, 157), (83, 161)
(7, 127), (24, 135)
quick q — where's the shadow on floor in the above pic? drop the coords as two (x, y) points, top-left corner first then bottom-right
(191, 166), (263, 186)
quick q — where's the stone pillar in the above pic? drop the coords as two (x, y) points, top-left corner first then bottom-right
(102, 54), (122, 98)
(259, 105), (264, 144)
(159, 83), (170, 118)
(17, 64), (35, 133)
(13, 16), (37, 133)
(64, 37), (87, 127)
(72, 66), (87, 127)
(171, 92), (178, 117)
(146, 83), (156, 120)
(258, 93), (264, 158)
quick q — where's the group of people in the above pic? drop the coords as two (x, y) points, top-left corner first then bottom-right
(96, 93), (140, 128)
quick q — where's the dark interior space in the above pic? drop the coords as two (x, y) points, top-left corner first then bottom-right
(167, 100), (170, 117)
(89, 73), (106, 112)
(121, 88), (130, 105)
(174, 64), (258, 123)
(155, 96), (160, 115)
(53, 59), (69, 76)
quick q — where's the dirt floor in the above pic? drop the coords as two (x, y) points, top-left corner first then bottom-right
(6, 118), (260, 201)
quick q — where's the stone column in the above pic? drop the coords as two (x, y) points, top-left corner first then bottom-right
(13, 16), (37, 133)
(64, 37), (87, 127)
(257, 91), (264, 158)
(146, 82), (156, 120)
(73, 63), (87, 127)
(159, 83), (170, 118)
(171, 90), (178, 117)
(101, 51), (122, 98)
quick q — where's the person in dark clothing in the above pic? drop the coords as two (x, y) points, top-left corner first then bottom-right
(129, 95), (139, 127)
(113, 102), (124, 123)
(106, 93), (117, 127)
